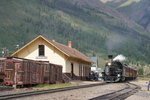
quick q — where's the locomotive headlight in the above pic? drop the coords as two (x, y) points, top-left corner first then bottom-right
(108, 63), (111, 66)
(117, 74), (120, 77)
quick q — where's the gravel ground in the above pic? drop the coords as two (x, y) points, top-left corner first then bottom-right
(0, 87), (39, 96)
(126, 79), (150, 100)
(11, 81), (127, 100)
(2, 80), (147, 100)
(0, 81), (102, 96)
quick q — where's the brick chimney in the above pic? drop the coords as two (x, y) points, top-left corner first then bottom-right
(68, 41), (72, 48)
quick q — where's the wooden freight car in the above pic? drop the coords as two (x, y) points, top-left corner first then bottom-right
(122, 65), (137, 81)
(124, 65), (137, 80)
(0, 57), (62, 86)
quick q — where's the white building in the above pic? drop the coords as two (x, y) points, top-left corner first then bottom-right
(11, 35), (92, 79)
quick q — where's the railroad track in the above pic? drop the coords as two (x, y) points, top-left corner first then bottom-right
(0, 82), (107, 100)
(0, 86), (14, 92)
(90, 82), (141, 100)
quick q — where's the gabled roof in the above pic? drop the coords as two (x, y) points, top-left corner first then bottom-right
(11, 35), (92, 64)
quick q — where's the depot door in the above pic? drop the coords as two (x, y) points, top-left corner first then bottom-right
(71, 63), (74, 78)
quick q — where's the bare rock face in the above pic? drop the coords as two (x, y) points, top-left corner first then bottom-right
(71, 0), (142, 28)
(147, 24), (150, 32)
(102, 0), (150, 32)
(137, 5), (150, 32)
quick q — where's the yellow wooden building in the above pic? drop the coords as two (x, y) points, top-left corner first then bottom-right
(11, 35), (92, 79)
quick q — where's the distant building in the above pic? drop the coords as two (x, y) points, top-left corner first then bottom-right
(90, 56), (98, 72)
(11, 35), (92, 79)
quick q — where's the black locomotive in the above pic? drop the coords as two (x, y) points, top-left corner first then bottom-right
(102, 55), (137, 82)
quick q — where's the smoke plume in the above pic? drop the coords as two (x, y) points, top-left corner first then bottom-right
(113, 54), (126, 62)
(105, 34), (126, 51)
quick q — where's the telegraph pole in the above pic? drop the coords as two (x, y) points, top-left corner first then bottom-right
(2, 48), (9, 57)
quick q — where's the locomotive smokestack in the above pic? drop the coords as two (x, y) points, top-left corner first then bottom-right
(108, 55), (113, 62)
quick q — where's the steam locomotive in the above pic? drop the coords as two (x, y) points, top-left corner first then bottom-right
(102, 55), (137, 82)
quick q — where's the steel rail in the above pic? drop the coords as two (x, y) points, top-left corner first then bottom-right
(0, 86), (14, 91)
(0, 82), (107, 100)
(90, 82), (141, 100)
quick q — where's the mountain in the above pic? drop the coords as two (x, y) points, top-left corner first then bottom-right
(100, 0), (150, 32)
(0, 0), (150, 66)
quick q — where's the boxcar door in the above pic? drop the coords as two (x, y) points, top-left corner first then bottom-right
(5, 60), (15, 85)
(15, 62), (24, 85)
(44, 64), (50, 83)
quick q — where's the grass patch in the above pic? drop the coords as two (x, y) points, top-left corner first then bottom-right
(35, 83), (78, 89)
(138, 75), (150, 81)
(138, 75), (150, 78)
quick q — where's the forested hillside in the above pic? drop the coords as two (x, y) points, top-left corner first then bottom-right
(0, 0), (150, 66)
(100, 0), (150, 32)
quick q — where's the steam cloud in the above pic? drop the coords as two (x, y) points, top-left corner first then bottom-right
(105, 34), (125, 51)
(113, 54), (126, 62)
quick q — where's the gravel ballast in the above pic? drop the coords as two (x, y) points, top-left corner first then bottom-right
(2, 79), (149, 100)
(10, 81), (127, 100)
(126, 79), (150, 100)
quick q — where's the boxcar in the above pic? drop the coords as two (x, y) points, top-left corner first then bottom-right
(0, 57), (62, 86)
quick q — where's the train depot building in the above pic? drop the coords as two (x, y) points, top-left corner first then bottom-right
(11, 35), (92, 80)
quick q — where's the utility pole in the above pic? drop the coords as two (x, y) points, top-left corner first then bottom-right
(2, 48), (9, 57)
(16, 45), (19, 50)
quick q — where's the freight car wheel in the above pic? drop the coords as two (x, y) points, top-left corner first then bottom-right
(121, 77), (125, 82)
(0, 79), (4, 85)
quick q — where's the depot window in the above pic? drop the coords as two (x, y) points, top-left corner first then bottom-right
(39, 45), (45, 56)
